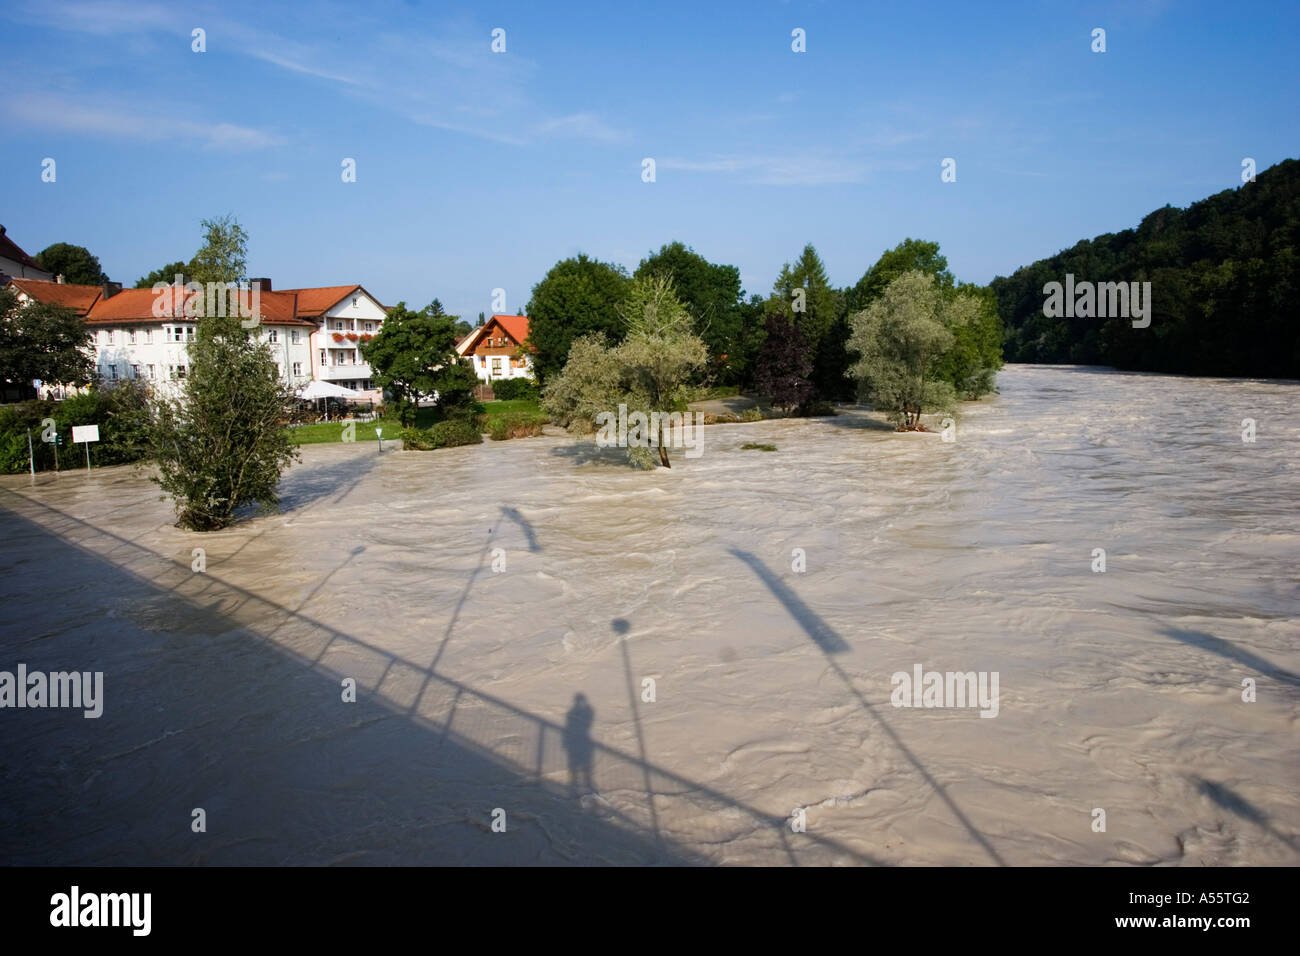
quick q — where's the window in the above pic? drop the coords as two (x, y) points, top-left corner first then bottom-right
(127, 329), (136, 344)
(352, 298), (358, 307)
(491, 357), (503, 376)
(268, 328), (279, 343)
(170, 365), (187, 380)
(320, 349), (327, 366)
(107, 365), (118, 380)
(479, 355), (486, 367)
(143, 329), (153, 344)
(290, 330), (300, 344)
(292, 362), (302, 377)
(131, 364), (140, 379)
(363, 322), (373, 332)
(186, 326), (195, 341)
(170, 326), (184, 343)
(275, 363), (282, 378)
(333, 320), (344, 331)
(147, 365), (155, 380)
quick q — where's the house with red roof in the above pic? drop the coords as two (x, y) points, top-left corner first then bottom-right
(5, 275), (385, 401)
(0, 225), (54, 281)
(455, 314), (534, 382)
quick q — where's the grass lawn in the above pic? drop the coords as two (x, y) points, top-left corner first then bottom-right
(290, 418), (403, 444)
(288, 398), (545, 444)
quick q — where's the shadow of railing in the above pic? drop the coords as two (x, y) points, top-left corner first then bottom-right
(728, 547), (1006, 865)
(0, 487), (881, 866)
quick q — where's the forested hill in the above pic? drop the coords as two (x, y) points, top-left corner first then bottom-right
(992, 158), (1300, 379)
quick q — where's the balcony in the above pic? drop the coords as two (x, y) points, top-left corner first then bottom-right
(319, 362), (372, 381)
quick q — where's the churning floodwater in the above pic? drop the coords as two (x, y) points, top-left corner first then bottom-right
(1, 365), (1296, 865)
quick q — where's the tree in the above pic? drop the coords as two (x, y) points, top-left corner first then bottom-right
(452, 318), (473, 339)
(770, 244), (837, 355)
(753, 313), (813, 413)
(0, 286), (96, 392)
(34, 243), (108, 286)
(189, 214), (249, 286)
(851, 238), (955, 311)
(360, 301), (463, 426)
(847, 271), (957, 430)
(635, 241), (743, 377)
(525, 253), (630, 383)
(135, 261), (193, 289)
(542, 276), (707, 467)
(148, 314), (300, 531)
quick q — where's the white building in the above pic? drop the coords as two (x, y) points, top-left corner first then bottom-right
(6, 277), (385, 402)
(455, 314), (534, 383)
(0, 225), (54, 281)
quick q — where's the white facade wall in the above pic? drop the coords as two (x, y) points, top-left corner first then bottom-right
(89, 322), (314, 395)
(310, 291), (386, 400)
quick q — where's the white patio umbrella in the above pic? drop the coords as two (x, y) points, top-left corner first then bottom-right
(297, 380), (360, 420)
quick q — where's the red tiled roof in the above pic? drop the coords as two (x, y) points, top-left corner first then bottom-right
(85, 287), (191, 322)
(7, 277), (102, 316)
(276, 284), (362, 316)
(460, 314), (532, 353)
(82, 286), (315, 325)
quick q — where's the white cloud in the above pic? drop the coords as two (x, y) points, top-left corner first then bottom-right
(660, 153), (869, 186)
(533, 112), (625, 144)
(3, 94), (285, 150)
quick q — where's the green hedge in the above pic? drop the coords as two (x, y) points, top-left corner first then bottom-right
(401, 419), (484, 450)
(0, 383), (152, 474)
(489, 378), (538, 401)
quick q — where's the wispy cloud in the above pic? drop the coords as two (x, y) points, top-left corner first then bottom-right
(660, 153), (869, 186)
(533, 112), (626, 144)
(246, 50), (362, 87)
(3, 93), (285, 150)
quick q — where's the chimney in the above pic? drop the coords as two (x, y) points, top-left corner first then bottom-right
(56, 274), (65, 284)
(102, 281), (122, 299)
(249, 277), (271, 292)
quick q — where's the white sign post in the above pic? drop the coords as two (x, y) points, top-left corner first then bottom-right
(376, 427), (383, 452)
(72, 424), (99, 474)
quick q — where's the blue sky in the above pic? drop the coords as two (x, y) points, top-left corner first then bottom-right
(2, 0), (1296, 318)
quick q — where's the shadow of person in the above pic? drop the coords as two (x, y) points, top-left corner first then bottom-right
(563, 692), (596, 798)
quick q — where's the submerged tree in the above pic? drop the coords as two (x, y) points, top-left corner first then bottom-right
(542, 275), (707, 468)
(847, 271), (958, 430)
(149, 315), (300, 530)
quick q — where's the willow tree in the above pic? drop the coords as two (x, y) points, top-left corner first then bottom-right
(847, 271), (961, 431)
(542, 275), (707, 468)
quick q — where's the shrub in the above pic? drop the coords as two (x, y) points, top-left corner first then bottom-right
(399, 427), (435, 450)
(739, 408), (764, 422)
(428, 419), (483, 448)
(487, 415), (545, 441)
(740, 442), (777, 451)
(796, 400), (838, 417)
(490, 377), (538, 401)
(0, 383), (152, 474)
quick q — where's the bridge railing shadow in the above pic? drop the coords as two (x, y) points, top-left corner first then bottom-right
(0, 487), (880, 866)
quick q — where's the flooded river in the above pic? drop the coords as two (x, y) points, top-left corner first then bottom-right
(1, 365), (1296, 865)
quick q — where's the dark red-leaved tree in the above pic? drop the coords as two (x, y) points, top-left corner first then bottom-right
(754, 312), (813, 413)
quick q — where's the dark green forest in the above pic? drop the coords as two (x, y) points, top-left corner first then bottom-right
(993, 158), (1300, 378)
